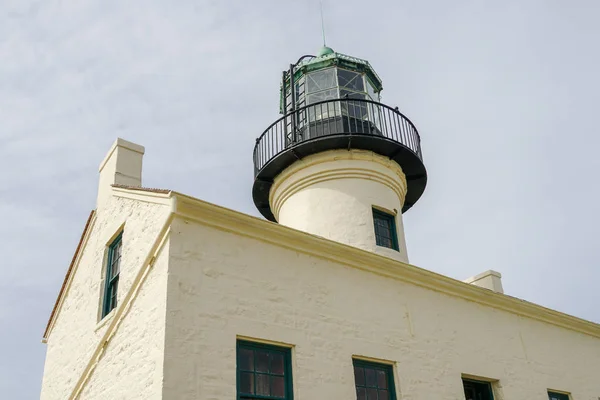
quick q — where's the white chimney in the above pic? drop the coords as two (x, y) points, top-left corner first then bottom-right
(97, 138), (145, 207)
(464, 270), (504, 294)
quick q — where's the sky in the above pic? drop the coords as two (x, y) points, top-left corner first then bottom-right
(1, 0), (600, 398)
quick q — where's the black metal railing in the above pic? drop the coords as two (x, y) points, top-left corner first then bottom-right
(253, 98), (422, 176)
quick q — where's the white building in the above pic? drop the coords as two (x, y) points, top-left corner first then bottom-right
(40, 47), (600, 400)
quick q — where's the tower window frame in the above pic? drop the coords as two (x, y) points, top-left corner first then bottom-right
(353, 359), (396, 400)
(237, 340), (293, 400)
(372, 208), (399, 251)
(101, 231), (123, 318)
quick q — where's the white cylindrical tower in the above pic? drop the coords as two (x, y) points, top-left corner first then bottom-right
(252, 46), (427, 263)
(271, 149), (409, 262)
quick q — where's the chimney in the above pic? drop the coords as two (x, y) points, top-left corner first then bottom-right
(464, 270), (504, 294)
(97, 138), (145, 207)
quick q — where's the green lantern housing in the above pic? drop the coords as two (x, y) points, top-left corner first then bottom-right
(253, 46), (427, 223)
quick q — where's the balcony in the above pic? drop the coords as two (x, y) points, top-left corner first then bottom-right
(252, 98), (427, 222)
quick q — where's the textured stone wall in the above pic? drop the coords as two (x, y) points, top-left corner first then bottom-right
(164, 217), (600, 400)
(40, 195), (170, 400)
(79, 242), (169, 399)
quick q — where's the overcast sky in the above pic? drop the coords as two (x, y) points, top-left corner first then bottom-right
(2, 0), (600, 398)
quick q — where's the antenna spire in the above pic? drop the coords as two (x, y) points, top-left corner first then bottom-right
(320, 0), (327, 46)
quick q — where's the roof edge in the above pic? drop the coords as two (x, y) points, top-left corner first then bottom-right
(42, 210), (96, 342)
(171, 191), (600, 339)
(111, 184), (171, 194)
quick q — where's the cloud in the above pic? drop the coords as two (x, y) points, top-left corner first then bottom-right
(2, 0), (600, 398)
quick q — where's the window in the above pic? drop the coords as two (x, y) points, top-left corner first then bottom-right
(548, 392), (570, 400)
(372, 208), (399, 251)
(338, 69), (365, 92)
(102, 232), (122, 318)
(306, 68), (336, 93)
(463, 379), (494, 400)
(237, 340), (293, 400)
(353, 359), (396, 400)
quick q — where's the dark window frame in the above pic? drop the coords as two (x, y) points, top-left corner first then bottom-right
(462, 378), (494, 400)
(548, 391), (570, 400)
(372, 208), (399, 251)
(101, 232), (122, 318)
(353, 359), (396, 400)
(236, 340), (294, 400)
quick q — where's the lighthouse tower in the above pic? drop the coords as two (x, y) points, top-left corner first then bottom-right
(252, 46), (426, 263)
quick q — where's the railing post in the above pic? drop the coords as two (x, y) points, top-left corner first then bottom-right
(289, 64), (296, 142)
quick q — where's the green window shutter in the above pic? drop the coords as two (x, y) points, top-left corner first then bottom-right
(102, 232), (123, 318)
(236, 340), (293, 400)
(352, 359), (396, 400)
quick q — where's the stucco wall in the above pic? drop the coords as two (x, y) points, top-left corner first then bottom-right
(40, 194), (170, 400)
(271, 150), (409, 263)
(78, 240), (169, 400)
(164, 217), (600, 400)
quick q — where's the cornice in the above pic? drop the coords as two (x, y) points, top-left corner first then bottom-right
(172, 192), (600, 339)
(269, 149), (408, 220)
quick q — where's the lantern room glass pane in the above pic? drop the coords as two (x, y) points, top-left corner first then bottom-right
(307, 88), (339, 104)
(306, 68), (336, 93)
(337, 68), (364, 92)
(340, 89), (365, 100)
(367, 78), (379, 102)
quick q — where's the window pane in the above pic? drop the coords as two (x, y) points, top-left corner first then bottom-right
(365, 368), (376, 387)
(256, 374), (270, 395)
(271, 375), (285, 397)
(548, 392), (570, 400)
(238, 342), (291, 400)
(110, 280), (118, 309)
(307, 88), (339, 105)
(366, 388), (378, 400)
(373, 210), (397, 250)
(306, 69), (336, 93)
(239, 348), (254, 371)
(463, 379), (493, 400)
(271, 352), (284, 375)
(338, 69), (364, 91)
(354, 366), (365, 386)
(354, 362), (395, 400)
(240, 372), (254, 394)
(367, 79), (379, 102)
(255, 350), (269, 373)
(357, 387), (367, 400)
(111, 258), (120, 278)
(377, 370), (387, 389)
(340, 89), (365, 100)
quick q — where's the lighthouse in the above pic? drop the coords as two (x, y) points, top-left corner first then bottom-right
(252, 46), (427, 263)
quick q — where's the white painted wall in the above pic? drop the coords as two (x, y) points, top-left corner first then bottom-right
(164, 218), (600, 400)
(79, 241), (169, 400)
(271, 150), (410, 263)
(39, 194), (170, 400)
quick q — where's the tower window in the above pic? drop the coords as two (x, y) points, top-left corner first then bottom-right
(102, 232), (122, 318)
(372, 208), (399, 251)
(462, 378), (494, 400)
(237, 340), (293, 400)
(548, 392), (570, 400)
(353, 359), (396, 400)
